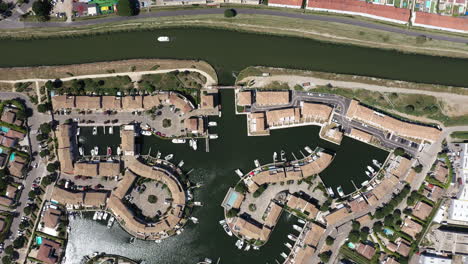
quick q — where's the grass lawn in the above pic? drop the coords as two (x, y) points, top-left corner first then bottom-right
(451, 131), (468, 140)
(59, 76), (134, 95)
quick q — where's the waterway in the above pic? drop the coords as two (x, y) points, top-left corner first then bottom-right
(65, 90), (388, 264)
(1, 28), (468, 86)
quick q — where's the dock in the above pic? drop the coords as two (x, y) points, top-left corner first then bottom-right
(205, 137), (210, 152)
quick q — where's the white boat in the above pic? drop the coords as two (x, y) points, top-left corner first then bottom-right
(204, 258), (212, 264)
(280, 252), (288, 259)
(91, 149), (95, 156)
(92, 126), (97, 135)
(273, 152), (278, 162)
(77, 127), (80, 136)
(79, 147), (84, 156)
(67, 226), (71, 233)
(117, 147), (121, 156)
(287, 234), (297, 241)
(94, 146), (99, 156)
(280, 150), (286, 161)
(254, 160), (260, 168)
(209, 134), (218, 139)
(235, 239), (244, 250)
(178, 160), (184, 167)
(172, 139), (186, 144)
(193, 201), (202, 206)
(367, 166), (375, 173)
(223, 224), (233, 236)
(235, 169), (243, 177)
(102, 212), (108, 220)
(129, 237), (136, 244)
(253, 246), (260, 250)
(93, 211), (98, 220)
(141, 124), (150, 130)
(97, 211), (103, 221)
(373, 159), (382, 167)
(155, 239), (162, 243)
(304, 146), (313, 154)
(219, 220), (226, 225)
(176, 228), (184, 235)
(141, 131), (152, 136)
(285, 242), (293, 249)
(109, 127), (113, 134)
(157, 36), (170, 42)
(164, 154), (174, 161)
(326, 187), (335, 197)
(244, 244), (251, 251)
(361, 180), (369, 187)
(156, 151), (161, 159)
(103, 126), (106, 134)
(107, 216), (115, 228)
(293, 224), (303, 232)
(190, 217), (198, 224)
(365, 171), (371, 177)
(297, 219), (306, 224)
(208, 121), (217, 127)
(337, 186), (345, 197)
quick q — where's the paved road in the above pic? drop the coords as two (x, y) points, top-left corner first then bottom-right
(0, 92), (52, 261)
(0, 7), (467, 44)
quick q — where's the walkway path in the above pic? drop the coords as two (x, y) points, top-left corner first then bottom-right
(0, 8), (467, 44)
(0, 68), (217, 88)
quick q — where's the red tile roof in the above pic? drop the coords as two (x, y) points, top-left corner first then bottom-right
(269, 0), (303, 7)
(307, 0), (410, 23)
(415, 12), (468, 32)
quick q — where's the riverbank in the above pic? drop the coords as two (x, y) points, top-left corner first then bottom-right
(1, 9), (468, 59)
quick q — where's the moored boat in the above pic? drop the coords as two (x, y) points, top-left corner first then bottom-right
(337, 186), (345, 197)
(172, 139), (186, 144)
(287, 234), (297, 241)
(223, 224), (233, 236)
(107, 147), (112, 156)
(141, 131), (152, 136)
(107, 216), (115, 228)
(209, 134), (218, 139)
(304, 146), (313, 154)
(208, 121), (217, 127)
(285, 242), (293, 249)
(157, 36), (170, 42)
(280, 252), (288, 259)
(93, 211), (98, 220)
(326, 187), (335, 197)
(373, 159), (382, 167)
(235, 169), (243, 177)
(235, 239), (244, 250)
(293, 224), (303, 232)
(92, 126), (97, 135)
(77, 127), (80, 136)
(109, 127), (113, 134)
(94, 146), (99, 156)
(367, 166), (375, 173)
(244, 244), (251, 251)
(164, 154), (174, 161)
(254, 160), (260, 168)
(117, 147), (121, 156)
(280, 150), (286, 161)
(79, 147), (84, 156)
(178, 160), (184, 167)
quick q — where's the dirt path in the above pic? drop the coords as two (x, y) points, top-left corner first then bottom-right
(241, 75), (468, 116)
(0, 68), (217, 88)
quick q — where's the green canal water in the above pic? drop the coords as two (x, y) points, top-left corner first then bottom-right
(1, 27), (468, 86)
(65, 90), (387, 264)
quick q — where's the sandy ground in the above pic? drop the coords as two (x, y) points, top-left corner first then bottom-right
(51, 0), (73, 22)
(241, 75), (468, 117)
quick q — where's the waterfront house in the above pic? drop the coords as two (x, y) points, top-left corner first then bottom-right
(221, 187), (245, 211)
(263, 201), (283, 228)
(346, 100), (441, 143)
(371, 174), (399, 200)
(247, 112), (268, 135)
(266, 107), (301, 128)
(412, 201), (433, 220)
(300, 102), (333, 123)
(300, 152), (333, 177)
(286, 194), (319, 219)
(290, 245), (315, 264)
(169, 93), (194, 114)
(51, 187), (84, 209)
(325, 207), (352, 225)
(268, 0), (303, 8)
(121, 125), (135, 156)
(83, 191), (109, 208)
(200, 93), (215, 109)
(75, 162), (99, 177)
(99, 161), (121, 177)
(349, 196), (369, 213)
(113, 170), (137, 199)
(41, 208), (62, 236)
(36, 238), (62, 264)
(230, 216), (271, 241)
(303, 222), (326, 248)
(237, 91), (252, 106)
(52, 95), (75, 109)
(306, 0), (411, 24)
(255, 91), (290, 106)
(388, 156), (413, 179)
(356, 242), (376, 260)
(348, 128), (373, 143)
(101, 96), (122, 110)
(56, 124), (74, 174)
(401, 217), (423, 239)
(184, 117), (205, 135)
(122, 96), (144, 110)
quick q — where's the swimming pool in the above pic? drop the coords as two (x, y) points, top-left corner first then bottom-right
(383, 228), (394, 236)
(226, 192), (239, 208)
(0, 126), (9, 133)
(36, 236), (43, 245)
(347, 242), (356, 249)
(9, 152), (15, 162)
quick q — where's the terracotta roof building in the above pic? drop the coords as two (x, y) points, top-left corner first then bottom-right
(5, 129), (25, 139)
(1, 111), (16, 124)
(121, 125), (135, 156)
(51, 187), (83, 207)
(101, 96), (122, 109)
(348, 128), (373, 143)
(230, 217), (270, 241)
(113, 170), (137, 199)
(8, 155), (26, 178)
(433, 161), (448, 183)
(268, 0), (303, 8)
(83, 191), (108, 208)
(255, 91), (290, 106)
(303, 222), (325, 247)
(401, 217), (423, 239)
(52, 95), (75, 109)
(200, 93), (215, 109)
(388, 156), (412, 179)
(36, 238), (62, 264)
(413, 201), (433, 220)
(414, 12), (468, 33)
(263, 202), (283, 228)
(300, 102), (333, 123)
(325, 207), (352, 225)
(266, 107), (300, 127)
(169, 94), (194, 114)
(43, 208), (62, 229)
(5, 185), (17, 199)
(237, 91), (252, 106)
(122, 96), (144, 110)
(356, 243), (376, 260)
(287, 194), (319, 219)
(99, 162), (121, 177)
(300, 152), (334, 177)
(75, 96), (101, 109)
(74, 162), (98, 177)
(0, 196), (13, 207)
(307, 0), (410, 24)
(346, 100), (441, 143)
(184, 117), (205, 135)
(248, 112), (267, 134)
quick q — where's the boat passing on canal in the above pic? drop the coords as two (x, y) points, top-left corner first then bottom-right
(172, 139), (186, 144)
(157, 36), (170, 42)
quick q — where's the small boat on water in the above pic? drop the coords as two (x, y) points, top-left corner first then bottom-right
(91, 149), (95, 156)
(79, 147), (84, 156)
(373, 159), (382, 167)
(156, 151), (161, 159)
(365, 171), (371, 177)
(244, 244), (251, 251)
(273, 152), (278, 162)
(221, 222), (233, 236)
(107, 216), (115, 228)
(208, 121), (217, 127)
(337, 186), (345, 197)
(253, 246), (260, 250)
(178, 160), (184, 167)
(367, 166), (375, 173)
(92, 126), (97, 135)
(285, 242), (293, 249)
(361, 180), (369, 187)
(157, 36), (170, 42)
(141, 131), (152, 136)
(280, 252), (288, 259)
(209, 134), (218, 139)
(219, 220), (226, 225)
(204, 258), (213, 264)
(164, 154), (174, 161)
(155, 239), (162, 243)
(235, 239), (244, 250)
(304, 146), (313, 154)
(102, 212), (108, 220)
(97, 211), (103, 220)
(297, 219), (306, 224)
(172, 139), (186, 144)
(254, 160), (260, 168)
(107, 147), (112, 156)
(93, 211), (98, 220)
(103, 126), (106, 134)
(190, 217), (198, 224)
(190, 139), (198, 151)
(117, 147), (121, 156)
(280, 150), (286, 162)
(287, 234), (297, 241)
(94, 146), (99, 156)
(293, 224), (303, 232)
(235, 169), (243, 177)
(77, 127), (80, 136)
(326, 187), (335, 197)
(129, 237), (136, 244)
(109, 127), (113, 134)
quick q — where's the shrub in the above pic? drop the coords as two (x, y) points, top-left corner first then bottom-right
(117, 0), (138, 16)
(226, 208), (239, 218)
(325, 236), (335, 245)
(32, 0), (52, 21)
(148, 195), (158, 204)
(394, 147), (405, 157)
(253, 184), (267, 198)
(373, 221), (383, 233)
(224, 9), (237, 18)
(319, 251), (332, 263)
(248, 203), (256, 212)
(348, 230), (360, 243)
(413, 164), (423, 173)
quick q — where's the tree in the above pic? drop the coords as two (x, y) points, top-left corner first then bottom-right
(224, 8), (237, 18)
(2, 255), (12, 264)
(39, 149), (50, 158)
(319, 251), (332, 263)
(37, 102), (51, 113)
(45, 80), (54, 90)
(117, 0), (138, 16)
(373, 221), (383, 233)
(351, 220), (360, 231)
(360, 227), (370, 241)
(413, 164), (423, 173)
(320, 198), (332, 212)
(234, 182), (247, 194)
(226, 208), (239, 218)
(32, 0), (51, 21)
(39, 122), (52, 134)
(404, 104), (415, 112)
(4, 245), (14, 255)
(394, 147), (405, 157)
(348, 230), (360, 243)
(47, 162), (58, 172)
(13, 236), (26, 249)
(325, 236), (335, 245)
(28, 190), (37, 199)
(41, 175), (53, 186)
